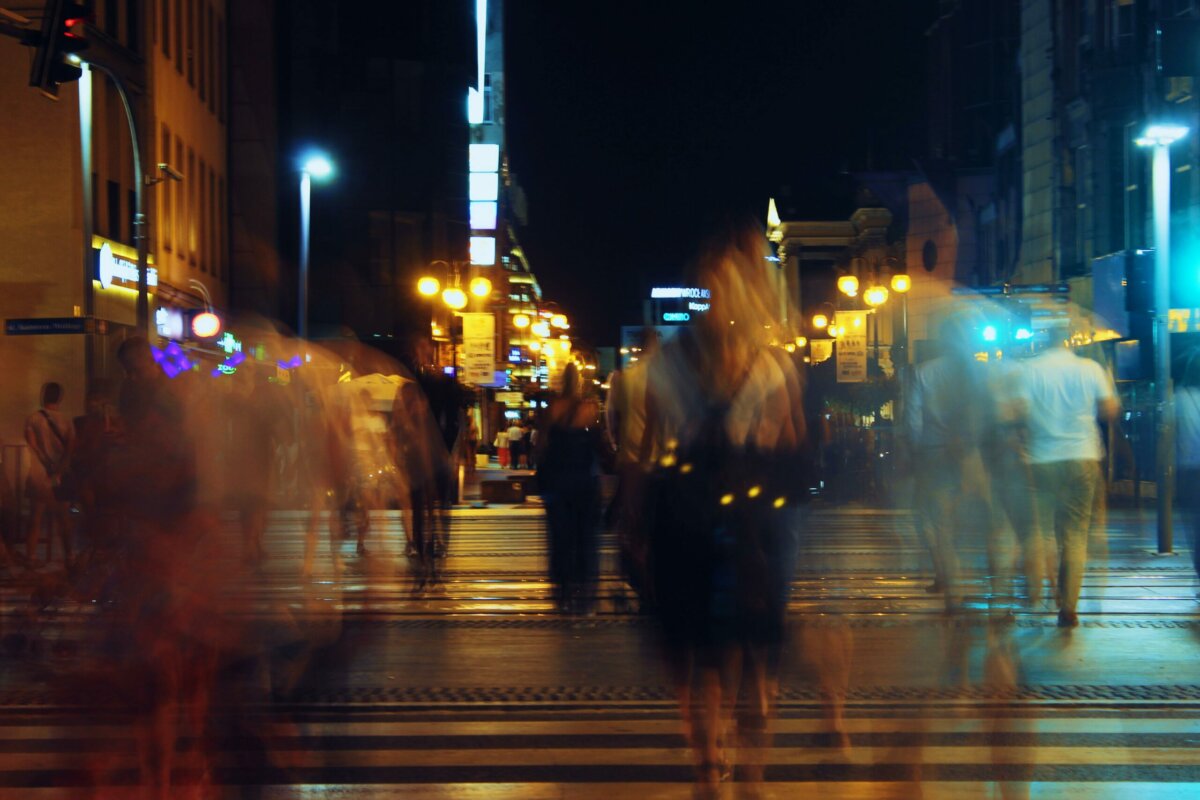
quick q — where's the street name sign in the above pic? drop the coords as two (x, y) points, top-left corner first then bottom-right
(5, 317), (88, 335)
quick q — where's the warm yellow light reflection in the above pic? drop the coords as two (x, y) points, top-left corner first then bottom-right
(529, 341), (541, 352)
(837, 275), (859, 296)
(890, 273), (912, 293)
(550, 314), (568, 329)
(784, 343), (796, 353)
(513, 313), (530, 329)
(719, 493), (735, 506)
(812, 314), (828, 330)
(442, 287), (467, 310)
(417, 276), (440, 296)
(531, 321), (551, 338)
(795, 336), (807, 347)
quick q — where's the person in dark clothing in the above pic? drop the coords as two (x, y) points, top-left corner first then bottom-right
(537, 363), (603, 614)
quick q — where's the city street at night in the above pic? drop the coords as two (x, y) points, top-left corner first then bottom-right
(6, 0), (1200, 796)
(0, 497), (1197, 797)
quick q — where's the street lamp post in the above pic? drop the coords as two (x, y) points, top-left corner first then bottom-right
(298, 153), (334, 340)
(1136, 123), (1189, 555)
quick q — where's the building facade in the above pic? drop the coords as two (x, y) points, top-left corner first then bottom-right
(0, 0), (228, 446)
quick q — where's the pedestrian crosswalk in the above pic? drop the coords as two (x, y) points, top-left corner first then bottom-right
(0, 705), (1198, 797)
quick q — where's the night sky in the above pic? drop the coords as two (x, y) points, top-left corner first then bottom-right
(506, 1), (940, 344)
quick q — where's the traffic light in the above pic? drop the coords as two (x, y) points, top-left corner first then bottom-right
(29, 0), (90, 99)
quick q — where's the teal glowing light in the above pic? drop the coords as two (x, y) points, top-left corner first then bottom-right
(982, 325), (998, 342)
(1015, 327), (1033, 341)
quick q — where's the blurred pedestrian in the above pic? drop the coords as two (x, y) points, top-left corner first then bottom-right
(464, 415), (480, 478)
(495, 428), (509, 468)
(905, 310), (993, 611)
(1177, 348), (1200, 588)
(67, 381), (116, 558)
(537, 363), (603, 614)
(507, 418), (525, 469)
(24, 381), (73, 568)
(1018, 322), (1118, 627)
(642, 217), (803, 797)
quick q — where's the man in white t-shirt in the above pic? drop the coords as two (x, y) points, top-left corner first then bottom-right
(1175, 350), (1200, 586)
(1017, 326), (1119, 627)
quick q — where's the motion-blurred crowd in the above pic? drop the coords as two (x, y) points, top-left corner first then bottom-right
(7, 215), (1187, 798)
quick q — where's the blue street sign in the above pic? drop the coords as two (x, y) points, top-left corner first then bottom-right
(5, 317), (88, 335)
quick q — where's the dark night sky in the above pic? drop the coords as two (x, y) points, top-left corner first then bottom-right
(505, 1), (940, 344)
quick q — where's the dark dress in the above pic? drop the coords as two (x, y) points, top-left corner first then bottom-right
(538, 406), (601, 613)
(646, 340), (799, 666)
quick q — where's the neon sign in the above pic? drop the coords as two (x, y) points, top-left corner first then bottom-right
(651, 287), (710, 299)
(151, 341), (193, 378)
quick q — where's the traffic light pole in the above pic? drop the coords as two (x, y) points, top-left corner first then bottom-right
(1151, 142), (1174, 555)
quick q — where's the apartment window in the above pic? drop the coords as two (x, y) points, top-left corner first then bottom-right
(106, 180), (121, 242)
(217, 18), (224, 121)
(198, 158), (206, 271)
(186, 0), (194, 86)
(197, 0), (205, 100)
(209, 169), (217, 277)
(207, 5), (215, 113)
(161, 0), (169, 56)
(218, 176), (225, 280)
(175, 137), (185, 259)
(160, 124), (171, 251)
(175, 0), (182, 73)
(104, 0), (118, 36)
(127, 0), (139, 52)
(187, 147), (196, 263)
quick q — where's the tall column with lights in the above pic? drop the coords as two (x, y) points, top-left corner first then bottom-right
(1136, 123), (1189, 555)
(298, 153), (334, 340)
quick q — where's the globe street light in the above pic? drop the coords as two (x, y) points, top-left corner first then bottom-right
(837, 274), (859, 298)
(890, 273), (912, 374)
(417, 276), (440, 297)
(1136, 121), (1189, 554)
(469, 276), (493, 298)
(298, 152), (335, 340)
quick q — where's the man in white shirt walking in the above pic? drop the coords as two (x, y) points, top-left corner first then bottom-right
(1018, 324), (1119, 627)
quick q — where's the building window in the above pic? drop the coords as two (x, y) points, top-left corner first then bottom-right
(104, 0), (118, 36)
(198, 158), (206, 272)
(160, 124), (171, 251)
(175, 0), (182, 73)
(127, 0), (139, 52)
(218, 175), (225, 280)
(209, 169), (216, 278)
(217, 18), (225, 121)
(483, 74), (494, 123)
(161, 0), (169, 57)
(175, 138), (185, 258)
(197, 0), (205, 100)
(187, 147), (196, 264)
(106, 180), (121, 242)
(206, 5), (215, 114)
(186, 0), (194, 86)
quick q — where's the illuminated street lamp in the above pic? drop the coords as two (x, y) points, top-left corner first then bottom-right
(513, 313), (530, 329)
(298, 152), (334, 340)
(442, 286), (468, 310)
(531, 320), (551, 338)
(1136, 121), (1189, 554)
(417, 276), (440, 297)
(837, 274), (859, 297)
(863, 285), (889, 308)
(469, 276), (493, 298)
(890, 274), (912, 294)
(550, 313), (569, 329)
(812, 313), (829, 330)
